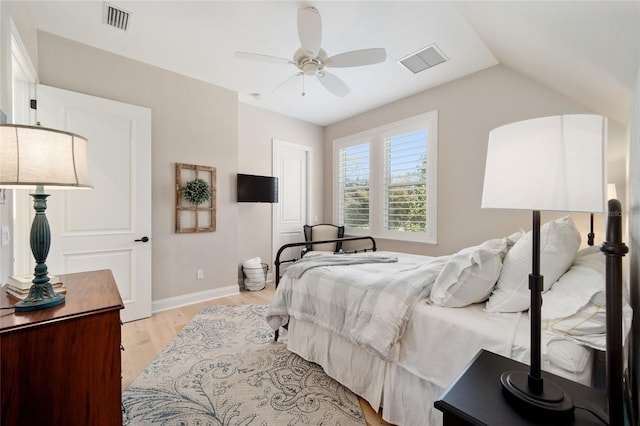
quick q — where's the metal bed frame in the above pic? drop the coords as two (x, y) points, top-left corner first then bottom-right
(273, 236), (377, 287)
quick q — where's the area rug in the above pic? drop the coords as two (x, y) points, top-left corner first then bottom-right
(122, 304), (366, 425)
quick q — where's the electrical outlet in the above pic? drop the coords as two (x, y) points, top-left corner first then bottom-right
(197, 269), (204, 279)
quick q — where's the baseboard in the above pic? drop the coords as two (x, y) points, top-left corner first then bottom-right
(152, 285), (240, 314)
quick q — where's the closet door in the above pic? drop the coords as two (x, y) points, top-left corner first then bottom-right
(272, 140), (310, 267)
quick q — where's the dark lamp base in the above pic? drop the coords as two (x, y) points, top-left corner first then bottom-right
(501, 371), (574, 420)
(15, 292), (65, 312)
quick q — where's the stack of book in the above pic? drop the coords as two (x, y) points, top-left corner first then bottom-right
(5, 274), (66, 301)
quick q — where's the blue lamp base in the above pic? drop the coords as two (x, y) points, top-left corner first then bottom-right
(15, 287), (65, 312)
(15, 191), (66, 312)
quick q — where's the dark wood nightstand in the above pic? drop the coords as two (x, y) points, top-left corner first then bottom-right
(434, 349), (607, 425)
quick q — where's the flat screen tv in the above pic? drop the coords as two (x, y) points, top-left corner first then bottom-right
(237, 173), (278, 203)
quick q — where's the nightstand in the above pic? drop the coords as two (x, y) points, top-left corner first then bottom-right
(434, 349), (607, 425)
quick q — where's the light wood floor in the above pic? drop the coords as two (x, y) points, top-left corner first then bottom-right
(121, 281), (393, 426)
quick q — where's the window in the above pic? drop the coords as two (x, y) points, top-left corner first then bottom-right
(338, 142), (370, 229)
(334, 111), (437, 243)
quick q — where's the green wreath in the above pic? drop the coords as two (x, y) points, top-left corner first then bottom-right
(181, 178), (212, 206)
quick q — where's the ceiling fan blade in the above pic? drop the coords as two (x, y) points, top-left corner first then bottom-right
(298, 7), (322, 58)
(325, 48), (387, 68)
(317, 71), (350, 97)
(234, 51), (292, 65)
(272, 72), (303, 92)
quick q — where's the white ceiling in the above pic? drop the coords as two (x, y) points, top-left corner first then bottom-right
(26, 1), (639, 126)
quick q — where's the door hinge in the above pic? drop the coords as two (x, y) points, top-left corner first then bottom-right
(30, 99), (37, 110)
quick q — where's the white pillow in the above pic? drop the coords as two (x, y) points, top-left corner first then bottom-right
(540, 247), (633, 350)
(430, 239), (505, 307)
(430, 231), (523, 308)
(486, 216), (580, 313)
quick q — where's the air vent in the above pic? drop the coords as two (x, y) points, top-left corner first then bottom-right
(103, 3), (131, 31)
(398, 44), (447, 74)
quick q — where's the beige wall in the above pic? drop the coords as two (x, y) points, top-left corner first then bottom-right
(324, 65), (628, 256)
(237, 103), (323, 277)
(37, 31), (239, 301)
(6, 27), (324, 303)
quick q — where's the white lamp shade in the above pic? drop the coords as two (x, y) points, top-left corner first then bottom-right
(481, 114), (606, 213)
(0, 124), (91, 189)
(607, 183), (618, 200)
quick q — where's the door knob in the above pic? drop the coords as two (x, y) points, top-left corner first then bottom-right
(135, 236), (149, 243)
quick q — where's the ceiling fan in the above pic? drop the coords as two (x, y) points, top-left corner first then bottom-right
(235, 6), (386, 97)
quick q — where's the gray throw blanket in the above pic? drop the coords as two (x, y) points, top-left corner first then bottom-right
(286, 253), (398, 279)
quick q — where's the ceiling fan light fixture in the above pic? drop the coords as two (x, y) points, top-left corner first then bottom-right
(302, 62), (319, 76)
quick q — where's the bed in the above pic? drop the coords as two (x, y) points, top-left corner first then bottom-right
(266, 210), (632, 425)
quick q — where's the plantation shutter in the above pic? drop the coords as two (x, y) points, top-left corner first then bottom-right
(384, 129), (428, 232)
(338, 142), (370, 229)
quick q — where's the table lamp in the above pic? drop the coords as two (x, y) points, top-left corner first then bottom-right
(481, 114), (606, 418)
(0, 124), (92, 311)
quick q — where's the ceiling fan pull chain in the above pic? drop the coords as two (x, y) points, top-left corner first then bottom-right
(302, 74), (306, 97)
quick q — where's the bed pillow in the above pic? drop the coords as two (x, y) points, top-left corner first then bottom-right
(485, 216), (580, 313)
(540, 247), (632, 350)
(430, 231), (523, 308)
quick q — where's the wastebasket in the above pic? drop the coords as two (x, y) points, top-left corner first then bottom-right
(242, 261), (268, 291)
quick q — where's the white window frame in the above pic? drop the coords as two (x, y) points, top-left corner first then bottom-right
(333, 111), (438, 243)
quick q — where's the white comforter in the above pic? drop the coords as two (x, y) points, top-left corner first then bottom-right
(266, 252), (449, 361)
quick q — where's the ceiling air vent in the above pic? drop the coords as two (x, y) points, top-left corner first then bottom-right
(398, 44), (447, 74)
(103, 3), (131, 31)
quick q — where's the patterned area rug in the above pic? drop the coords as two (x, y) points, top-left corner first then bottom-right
(122, 304), (366, 425)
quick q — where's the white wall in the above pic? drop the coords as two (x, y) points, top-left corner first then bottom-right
(237, 103), (323, 279)
(324, 65), (628, 256)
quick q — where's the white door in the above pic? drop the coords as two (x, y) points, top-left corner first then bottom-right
(35, 84), (152, 322)
(9, 21), (39, 282)
(272, 139), (310, 269)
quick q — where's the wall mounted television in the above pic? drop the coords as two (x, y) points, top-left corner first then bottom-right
(237, 173), (278, 203)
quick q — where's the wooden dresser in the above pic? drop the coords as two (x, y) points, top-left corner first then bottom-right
(0, 269), (124, 426)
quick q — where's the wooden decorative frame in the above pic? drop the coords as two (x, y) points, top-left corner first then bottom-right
(175, 163), (216, 233)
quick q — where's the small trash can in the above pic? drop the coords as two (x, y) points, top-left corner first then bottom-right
(242, 260), (268, 291)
